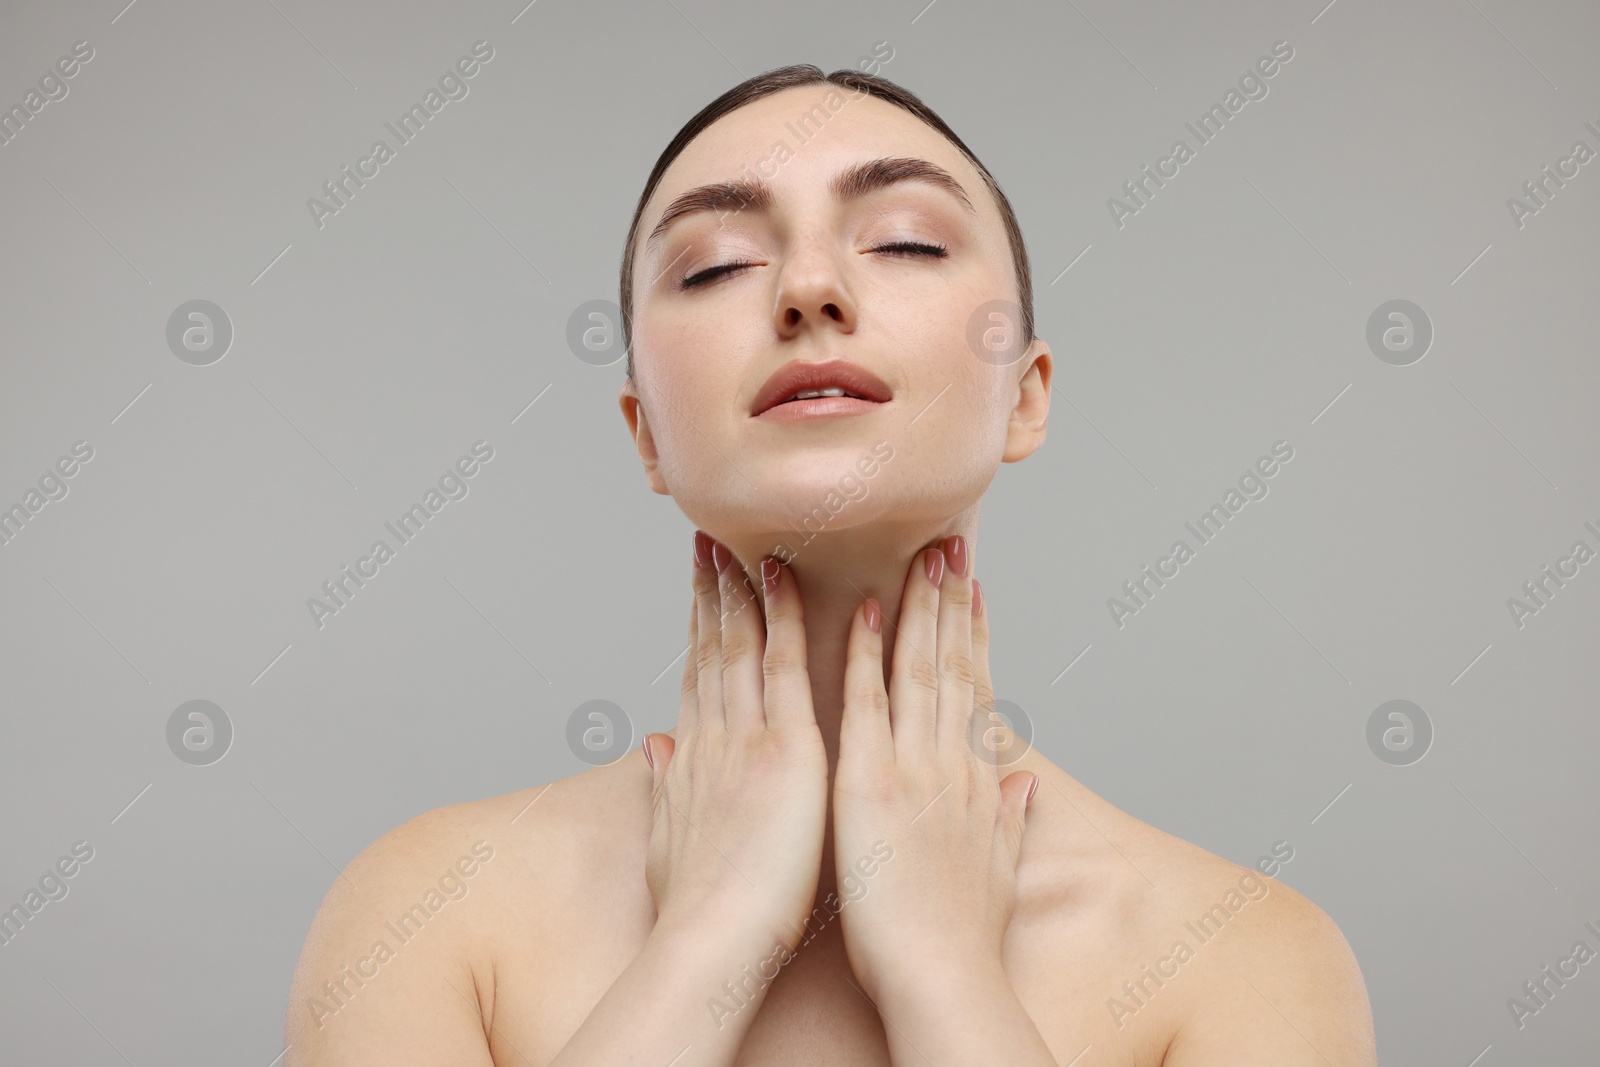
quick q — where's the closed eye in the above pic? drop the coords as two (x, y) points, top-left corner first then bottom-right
(675, 240), (951, 290)
(871, 240), (950, 260)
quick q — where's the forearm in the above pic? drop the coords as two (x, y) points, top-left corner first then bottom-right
(871, 954), (1059, 1067)
(546, 916), (791, 1067)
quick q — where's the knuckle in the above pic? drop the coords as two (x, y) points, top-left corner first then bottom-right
(693, 566), (717, 600)
(719, 630), (757, 667)
(944, 584), (973, 614)
(760, 594), (788, 629)
(908, 652), (942, 692)
(856, 685), (889, 716)
(762, 642), (805, 677)
(940, 647), (977, 687)
(694, 634), (722, 674)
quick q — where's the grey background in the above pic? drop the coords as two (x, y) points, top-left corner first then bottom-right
(1, 0), (1595, 1062)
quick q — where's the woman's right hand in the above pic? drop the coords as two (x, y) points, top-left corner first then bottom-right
(642, 531), (829, 952)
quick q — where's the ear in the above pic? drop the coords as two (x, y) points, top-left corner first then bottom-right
(618, 378), (671, 495)
(1001, 339), (1051, 463)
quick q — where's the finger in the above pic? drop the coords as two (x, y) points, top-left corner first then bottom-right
(715, 538), (767, 738)
(692, 530), (727, 735)
(933, 535), (975, 757)
(643, 733), (677, 800)
(888, 545), (944, 760)
(677, 532), (708, 742)
(969, 576), (1001, 777)
(999, 770), (1039, 866)
(840, 597), (891, 760)
(759, 555), (817, 736)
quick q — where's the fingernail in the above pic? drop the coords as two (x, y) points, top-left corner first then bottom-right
(1027, 774), (1039, 804)
(693, 531), (711, 568)
(642, 735), (655, 770)
(925, 548), (944, 586)
(972, 577), (984, 617)
(864, 598), (882, 633)
(761, 556), (780, 596)
(942, 535), (968, 577)
(711, 540), (732, 574)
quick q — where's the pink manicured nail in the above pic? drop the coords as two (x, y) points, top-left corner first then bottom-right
(864, 598), (882, 633)
(925, 548), (944, 586)
(693, 531), (711, 568)
(972, 577), (984, 617)
(1027, 774), (1039, 803)
(711, 540), (731, 574)
(761, 556), (780, 596)
(642, 735), (655, 770)
(942, 535), (968, 577)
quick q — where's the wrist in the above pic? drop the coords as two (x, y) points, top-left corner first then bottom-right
(651, 904), (802, 964)
(859, 942), (1010, 1007)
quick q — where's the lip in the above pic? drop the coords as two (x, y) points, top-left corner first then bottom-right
(754, 395), (886, 422)
(749, 358), (894, 417)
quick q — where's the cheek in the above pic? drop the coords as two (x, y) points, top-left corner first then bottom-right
(639, 345), (739, 469)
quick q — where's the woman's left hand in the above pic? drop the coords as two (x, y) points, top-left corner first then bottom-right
(831, 535), (1039, 1002)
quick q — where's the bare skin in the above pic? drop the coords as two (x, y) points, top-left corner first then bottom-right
(284, 543), (1375, 1066)
(285, 80), (1376, 1064)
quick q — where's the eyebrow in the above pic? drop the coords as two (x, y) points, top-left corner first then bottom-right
(645, 156), (978, 248)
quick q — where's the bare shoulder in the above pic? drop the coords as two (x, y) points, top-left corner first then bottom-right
(284, 797), (501, 1064)
(1023, 762), (1375, 1065)
(1160, 856), (1376, 1066)
(284, 753), (650, 1065)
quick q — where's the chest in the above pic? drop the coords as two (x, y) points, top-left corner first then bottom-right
(481, 875), (1181, 1067)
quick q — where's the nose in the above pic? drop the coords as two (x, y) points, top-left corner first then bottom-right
(772, 242), (857, 336)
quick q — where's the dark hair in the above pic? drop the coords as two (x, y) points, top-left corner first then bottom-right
(618, 63), (1034, 381)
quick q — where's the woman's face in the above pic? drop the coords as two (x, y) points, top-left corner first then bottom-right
(620, 84), (1050, 542)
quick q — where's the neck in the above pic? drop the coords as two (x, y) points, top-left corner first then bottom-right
(700, 507), (1066, 904)
(716, 503), (980, 771)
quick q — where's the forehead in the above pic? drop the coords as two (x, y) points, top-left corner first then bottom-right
(642, 85), (992, 229)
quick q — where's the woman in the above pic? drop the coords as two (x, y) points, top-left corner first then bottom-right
(286, 64), (1377, 1065)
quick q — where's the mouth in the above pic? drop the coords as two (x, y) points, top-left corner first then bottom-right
(750, 358), (893, 417)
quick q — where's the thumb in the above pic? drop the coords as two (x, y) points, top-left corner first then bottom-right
(998, 771), (1040, 862)
(642, 733), (676, 793)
